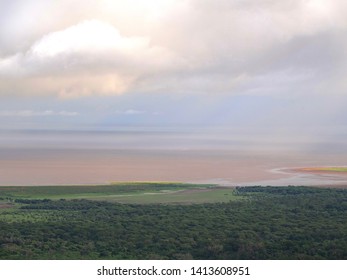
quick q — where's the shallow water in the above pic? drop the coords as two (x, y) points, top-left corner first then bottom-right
(0, 128), (346, 186)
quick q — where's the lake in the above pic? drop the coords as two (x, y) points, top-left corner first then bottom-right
(1, 128), (346, 186)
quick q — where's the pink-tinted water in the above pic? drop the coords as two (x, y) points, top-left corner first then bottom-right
(1, 148), (346, 186)
(1, 128), (346, 186)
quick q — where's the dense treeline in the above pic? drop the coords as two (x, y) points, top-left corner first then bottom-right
(0, 186), (346, 259)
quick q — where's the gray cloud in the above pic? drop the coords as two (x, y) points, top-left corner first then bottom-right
(1, 0), (346, 99)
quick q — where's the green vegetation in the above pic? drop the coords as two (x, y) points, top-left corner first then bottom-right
(0, 184), (346, 260)
(0, 182), (225, 203)
(317, 167), (347, 172)
(301, 167), (347, 172)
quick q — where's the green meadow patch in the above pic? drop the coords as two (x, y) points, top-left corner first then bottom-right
(0, 182), (238, 204)
(301, 167), (347, 172)
(317, 167), (347, 172)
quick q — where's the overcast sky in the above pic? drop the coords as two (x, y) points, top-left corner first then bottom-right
(0, 0), (346, 142)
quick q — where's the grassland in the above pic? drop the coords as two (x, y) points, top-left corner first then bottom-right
(0, 182), (238, 204)
(300, 167), (347, 172)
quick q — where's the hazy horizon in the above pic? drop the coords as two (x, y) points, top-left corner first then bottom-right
(1, 127), (347, 186)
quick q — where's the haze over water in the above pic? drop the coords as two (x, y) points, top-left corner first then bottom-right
(1, 127), (347, 186)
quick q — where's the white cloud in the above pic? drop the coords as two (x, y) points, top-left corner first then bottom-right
(0, 19), (177, 97)
(30, 20), (149, 58)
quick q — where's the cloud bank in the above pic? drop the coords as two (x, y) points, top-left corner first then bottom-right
(0, 0), (346, 98)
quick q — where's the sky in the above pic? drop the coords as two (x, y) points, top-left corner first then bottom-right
(0, 0), (347, 141)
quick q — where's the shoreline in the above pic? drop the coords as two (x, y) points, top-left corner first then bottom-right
(0, 180), (346, 189)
